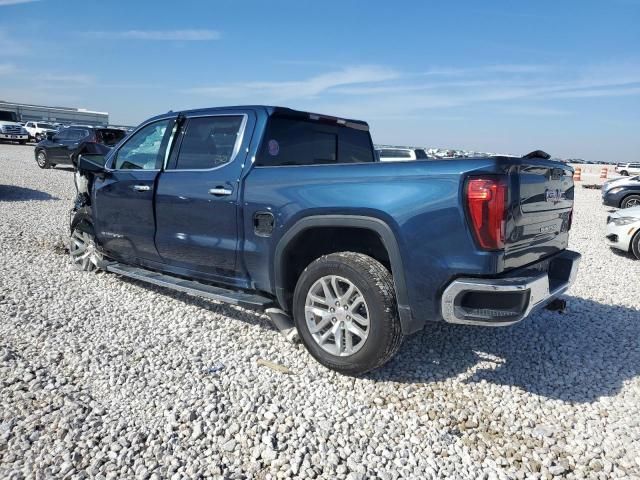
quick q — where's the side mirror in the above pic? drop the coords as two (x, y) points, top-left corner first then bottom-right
(78, 154), (107, 174)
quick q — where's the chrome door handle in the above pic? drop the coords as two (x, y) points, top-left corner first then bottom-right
(132, 185), (151, 192)
(209, 187), (233, 196)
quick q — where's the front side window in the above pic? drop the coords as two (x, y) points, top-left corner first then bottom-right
(256, 116), (374, 167)
(113, 119), (172, 170)
(174, 116), (244, 170)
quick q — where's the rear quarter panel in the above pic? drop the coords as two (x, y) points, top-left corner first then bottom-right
(241, 159), (507, 324)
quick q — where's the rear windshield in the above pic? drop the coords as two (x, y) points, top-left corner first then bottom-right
(97, 129), (127, 146)
(256, 116), (374, 167)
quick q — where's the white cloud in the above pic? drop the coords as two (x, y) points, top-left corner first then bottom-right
(0, 0), (39, 5)
(85, 29), (220, 41)
(187, 66), (399, 101)
(38, 73), (95, 85)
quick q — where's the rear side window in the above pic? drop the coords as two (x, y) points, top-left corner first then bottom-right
(256, 117), (374, 167)
(174, 116), (244, 170)
(97, 129), (126, 146)
(67, 128), (89, 141)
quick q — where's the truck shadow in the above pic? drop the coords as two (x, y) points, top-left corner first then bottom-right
(0, 184), (59, 201)
(372, 295), (639, 403)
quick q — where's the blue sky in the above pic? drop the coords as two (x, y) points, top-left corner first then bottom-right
(1, 0), (639, 161)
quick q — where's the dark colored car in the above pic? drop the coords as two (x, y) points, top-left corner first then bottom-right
(34, 126), (127, 169)
(70, 105), (580, 374)
(602, 182), (640, 208)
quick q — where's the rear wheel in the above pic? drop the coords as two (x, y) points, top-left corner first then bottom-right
(621, 195), (640, 209)
(69, 224), (103, 271)
(293, 252), (403, 375)
(35, 133), (43, 142)
(36, 150), (50, 169)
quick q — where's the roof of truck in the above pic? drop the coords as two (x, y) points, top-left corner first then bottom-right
(165, 105), (370, 130)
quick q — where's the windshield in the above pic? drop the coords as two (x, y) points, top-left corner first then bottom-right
(0, 111), (18, 122)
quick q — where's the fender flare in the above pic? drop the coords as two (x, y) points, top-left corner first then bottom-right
(273, 215), (417, 334)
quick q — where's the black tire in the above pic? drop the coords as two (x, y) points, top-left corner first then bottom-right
(620, 170), (629, 176)
(293, 252), (403, 375)
(35, 133), (42, 142)
(631, 231), (640, 260)
(35, 150), (50, 169)
(621, 195), (640, 209)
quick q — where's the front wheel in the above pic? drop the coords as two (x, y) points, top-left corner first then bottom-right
(35, 150), (50, 169)
(293, 252), (403, 375)
(69, 224), (103, 271)
(620, 170), (629, 176)
(621, 195), (640, 209)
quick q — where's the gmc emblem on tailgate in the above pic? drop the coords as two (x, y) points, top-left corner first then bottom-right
(545, 188), (565, 204)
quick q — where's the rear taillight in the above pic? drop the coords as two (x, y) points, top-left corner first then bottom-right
(465, 176), (508, 250)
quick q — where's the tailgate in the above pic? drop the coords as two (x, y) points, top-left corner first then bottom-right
(504, 161), (574, 269)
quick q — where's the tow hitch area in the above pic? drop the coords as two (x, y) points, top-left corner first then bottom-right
(545, 298), (567, 313)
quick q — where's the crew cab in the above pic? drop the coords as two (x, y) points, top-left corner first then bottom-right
(71, 106), (580, 374)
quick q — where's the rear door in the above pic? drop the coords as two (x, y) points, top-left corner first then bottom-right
(154, 112), (254, 281)
(504, 161), (574, 268)
(92, 117), (176, 262)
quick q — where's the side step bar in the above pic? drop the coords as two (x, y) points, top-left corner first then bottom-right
(104, 262), (275, 310)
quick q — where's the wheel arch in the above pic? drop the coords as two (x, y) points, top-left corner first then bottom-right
(620, 192), (640, 208)
(273, 215), (415, 333)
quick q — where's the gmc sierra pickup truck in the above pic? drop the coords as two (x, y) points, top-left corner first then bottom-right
(71, 105), (580, 374)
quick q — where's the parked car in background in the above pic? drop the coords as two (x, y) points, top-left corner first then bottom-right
(70, 105), (579, 374)
(602, 179), (640, 209)
(614, 162), (640, 176)
(606, 206), (640, 258)
(34, 125), (127, 169)
(0, 110), (29, 144)
(602, 175), (640, 194)
(376, 147), (430, 162)
(24, 121), (58, 142)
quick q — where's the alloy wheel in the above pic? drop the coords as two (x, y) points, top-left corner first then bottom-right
(69, 229), (102, 271)
(304, 275), (370, 357)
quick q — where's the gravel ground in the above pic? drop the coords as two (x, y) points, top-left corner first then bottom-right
(1, 143), (639, 480)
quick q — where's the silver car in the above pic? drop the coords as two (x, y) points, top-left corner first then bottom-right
(606, 206), (640, 258)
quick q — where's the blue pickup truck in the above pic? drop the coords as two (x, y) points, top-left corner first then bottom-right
(71, 105), (580, 374)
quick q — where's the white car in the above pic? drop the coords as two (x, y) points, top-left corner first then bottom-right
(24, 121), (58, 142)
(0, 121), (29, 144)
(614, 163), (640, 176)
(376, 147), (430, 162)
(606, 206), (640, 258)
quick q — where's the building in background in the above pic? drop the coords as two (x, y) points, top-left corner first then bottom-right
(0, 100), (108, 126)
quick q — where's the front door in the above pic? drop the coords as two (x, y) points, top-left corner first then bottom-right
(93, 117), (175, 262)
(155, 112), (254, 281)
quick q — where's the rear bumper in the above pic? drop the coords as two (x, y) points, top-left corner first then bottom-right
(441, 250), (580, 326)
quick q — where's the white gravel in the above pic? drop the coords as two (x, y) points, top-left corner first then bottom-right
(1, 143), (639, 479)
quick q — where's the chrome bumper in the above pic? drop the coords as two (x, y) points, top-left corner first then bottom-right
(0, 133), (28, 140)
(441, 250), (581, 326)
